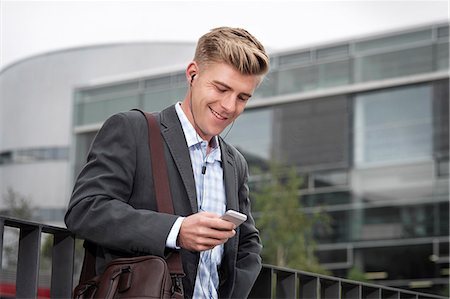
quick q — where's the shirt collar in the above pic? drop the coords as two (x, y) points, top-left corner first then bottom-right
(175, 102), (221, 160)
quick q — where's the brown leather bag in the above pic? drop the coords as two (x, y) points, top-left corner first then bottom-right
(73, 255), (175, 299)
(72, 111), (184, 299)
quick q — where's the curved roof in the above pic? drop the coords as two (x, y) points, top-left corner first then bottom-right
(0, 41), (196, 74)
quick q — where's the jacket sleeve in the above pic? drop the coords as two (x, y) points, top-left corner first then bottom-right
(231, 151), (263, 298)
(64, 112), (178, 257)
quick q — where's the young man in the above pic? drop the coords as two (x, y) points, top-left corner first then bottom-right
(65, 27), (270, 298)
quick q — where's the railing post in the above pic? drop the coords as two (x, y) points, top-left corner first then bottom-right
(249, 266), (273, 298)
(50, 232), (75, 298)
(381, 289), (400, 299)
(275, 269), (297, 298)
(321, 278), (342, 299)
(16, 224), (42, 299)
(0, 217), (447, 299)
(362, 285), (381, 299)
(299, 274), (319, 299)
(342, 282), (362, 299)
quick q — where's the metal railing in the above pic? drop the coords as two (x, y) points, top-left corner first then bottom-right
(248, 265), (448, 299)
(0, 216), (447, 299)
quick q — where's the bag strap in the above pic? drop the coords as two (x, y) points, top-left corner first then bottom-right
(142, 111), (184, 277)
(79, 110), (184, 283)
(145, 112), (174, 214)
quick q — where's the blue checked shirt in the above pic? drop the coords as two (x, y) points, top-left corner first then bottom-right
(174, 103), (226, 298)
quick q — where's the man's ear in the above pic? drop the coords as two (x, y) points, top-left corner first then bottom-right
(186, 61), (198, 84)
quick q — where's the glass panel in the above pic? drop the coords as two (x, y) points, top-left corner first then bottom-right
(355, 29), (432, 53)
(437, 158), (449, 177)
(301, 191), (352, 208)
(253, 71), (277, 99)
(436, 42), (449, 70)
(145, 76), (171, 89)
(77, 95), (140, 125)
(318, 59), (351, 88)
(401, 205), (435, 238)
(273, 96), (351, 169)
(316, 44), (349, 60)
(80, 81), (139, 100)
(278, 51), (311, 67)
(316, 249), (347, 264)
(142, 89), (177, 112)
(278, 65), (317, 94)
(362, 244), (435, 280)
(437, 25), (449, 39)
(315, 210), (351, 243)
(355, 45), (434, 82)
(75, 131), (97, 177)
(171, 72), (187, 87)
(439, 201), (449, 236)
(354, 84), (432, 166)
(226, 108), (273, 163)
(171, 86), (187, 102)
(313, 171), (348, 188)
(360, 206), (402, 240)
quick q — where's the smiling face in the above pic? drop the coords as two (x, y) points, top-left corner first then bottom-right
(181, 61), (262, 142)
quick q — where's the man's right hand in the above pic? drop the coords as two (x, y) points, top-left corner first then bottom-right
(177, 211), (236, 252)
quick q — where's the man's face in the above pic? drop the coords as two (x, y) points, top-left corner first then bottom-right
(182, 62), (262, 142)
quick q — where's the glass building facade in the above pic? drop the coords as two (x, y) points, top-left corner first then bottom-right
(73, 23), (449, 294)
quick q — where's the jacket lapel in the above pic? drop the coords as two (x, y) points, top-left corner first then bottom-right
(159, 105), (198, 213)
(158, 104), (240, 216)
(220, 138), (238, 212)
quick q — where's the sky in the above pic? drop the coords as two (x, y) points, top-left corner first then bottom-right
(0, 0), (448, 71)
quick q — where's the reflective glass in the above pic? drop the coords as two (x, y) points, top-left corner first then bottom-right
(436, 42), (449, 70)
(278, 65), (317, 94)
(316, 249), (347, 264)
(313, 171), (349, 188)
(355, 45), (434, 82)
(354, 84), (432, 166)
(253, 72), (277, 99)
(301, 191), (352, 208)
(278, 51), (311, 67)
(355, 29), (432, 53)
(80, 81), (139, 101)
(318, 60), (351, 88)
(145, 76), (171, 89)
(142, 89), (179, 112)
(77, 95), (140, 125)
(316, 44), (349, 60)
(437, 25), (449, 39)
(75, 131), (97, 176)
(226, 108), (273, 162)
(362, 244), (435, 280)
(314, 210), (351, 243)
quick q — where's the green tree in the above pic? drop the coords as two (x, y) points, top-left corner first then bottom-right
(252, 164), (329, 274)
(346, 266), (370, 283)
(1, 187), (36, 270)
(1, 187), (34, 220)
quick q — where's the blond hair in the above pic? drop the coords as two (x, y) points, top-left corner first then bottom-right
(194, 27), (269, 76)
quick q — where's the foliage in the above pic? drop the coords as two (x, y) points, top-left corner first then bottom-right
(252, 163), (330, 274)
(1, 187), (34, 220)
(346, 266), (370, 283)
(1, 187), (36, 269)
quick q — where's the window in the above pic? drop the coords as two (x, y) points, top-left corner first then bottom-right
(355, 45), (434, 82)
(354, 84), (433, 166)
(354, 29), (432, 53)
(226, 108), (273, 162)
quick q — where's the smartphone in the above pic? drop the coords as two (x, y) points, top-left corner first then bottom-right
(220, 210), (247, 227)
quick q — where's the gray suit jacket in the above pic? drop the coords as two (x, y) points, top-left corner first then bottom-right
(65, 104), (262, 298)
